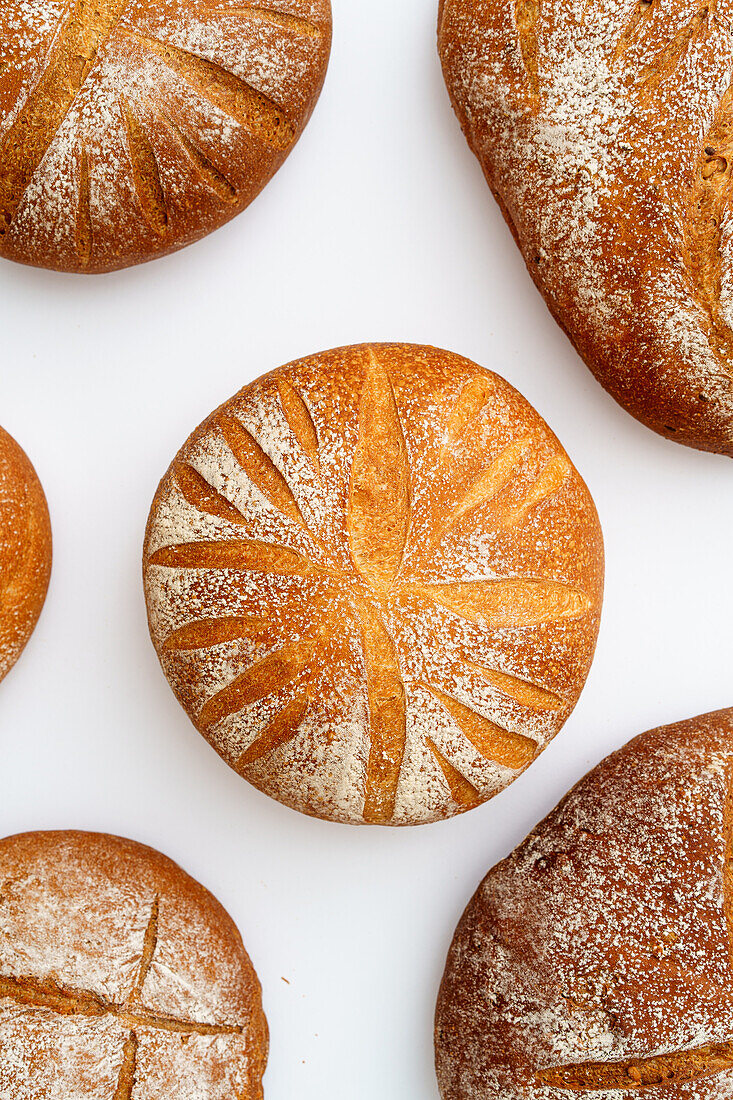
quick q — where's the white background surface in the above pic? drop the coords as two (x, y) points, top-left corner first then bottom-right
(0, 1), (731, 1097)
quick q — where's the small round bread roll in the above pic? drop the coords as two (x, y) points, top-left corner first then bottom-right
(0, 830), (268, 1099)
(0, 426), (51, 685)
(144, 343), (604, 826)
(0, 1), (331, 273)
(435, 708), (733, 1100)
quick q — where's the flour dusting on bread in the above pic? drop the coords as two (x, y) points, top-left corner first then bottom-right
(0, 831), (268, 1100)
(440, 0), (733, 453)
(144, 343), (603, 826)
(0, 0), (331, 271)
(436, 709), (733, 1099)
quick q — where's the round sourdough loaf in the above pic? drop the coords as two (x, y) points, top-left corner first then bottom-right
(0, 0), (331, 273)
(439, 0), (733, 455)
(435, 708), (733, 1100)
(0, 426), (51, 685)
(143, 343), (604, 826)
(0, 831), (268, 1099)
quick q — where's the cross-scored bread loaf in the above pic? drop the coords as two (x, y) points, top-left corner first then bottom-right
(438, 0), (733, 455)
(0, 426), (51, 685)
(0, 831), (268, 1099)
(143, 343), (603, 826)
(0, 0), (331, 273)
(435, 708), (733, 1099)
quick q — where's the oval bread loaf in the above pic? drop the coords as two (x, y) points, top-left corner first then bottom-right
(0, 0), (331, 273)
(143, 342), (603, 826)
(435, 708), (733, 1100)
(439, 0), (733, 455)
(0, 426), (51, 685)
(0, 830), (268, 1099)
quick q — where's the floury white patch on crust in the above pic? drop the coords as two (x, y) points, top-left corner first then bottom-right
(143, 343), (604, 826)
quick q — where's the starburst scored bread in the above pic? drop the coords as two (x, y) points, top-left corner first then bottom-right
(0, 831), (268, 1099)
(143, 343), (603, 826)
(0, 426), (51, 685)
(438, 0), (733, 455)
(435, 708), (733, 1100)
(0, 1), (331, 274)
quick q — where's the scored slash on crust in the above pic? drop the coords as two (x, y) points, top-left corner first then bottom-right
(516, 0), (718, 104)
(75, 145), (94, 267)
(0, 896), (243, 1099)
(635, 7), (712, 91)
(684, 77), (733, 360)
(426, 737), (484, 809)
(121, 31), (297, 151)
(120, 98), (169, 237)
(514, 0), (540, 95)
(147, 351), (595, 824)
(214, 5), (327, 39)
(611, 0), (656, 64)
(536, 1039), (733, 1091)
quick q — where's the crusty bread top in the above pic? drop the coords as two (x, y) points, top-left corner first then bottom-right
(0, 426), (51, 684)
(435, 708), (733, 1100)
(0, 0), (331, 273)
(144, 343), (603, 826)
(0, 830), (268, 1099)
(439, 0), (733, 455)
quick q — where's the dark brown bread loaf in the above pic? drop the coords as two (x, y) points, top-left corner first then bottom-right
(0, 831), (268, 1099)
(0, 426), (52, 684)
(435, 708), (733, 1099)
(439, 0), (733, 455)
(144, 343), (603, 826)
(0, 0), (331, 273)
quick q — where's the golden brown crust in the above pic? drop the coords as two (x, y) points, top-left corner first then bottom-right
(143, 342), (603, 826)
(435, 708), (733, 1100)
(0, 0), (332, 273)
(0, 426), (52, 684)
(0, 830), (268, 1099)
(438, 0), (733, 455)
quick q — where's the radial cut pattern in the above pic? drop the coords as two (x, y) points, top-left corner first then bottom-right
(0, 426), (52, 685)
(0, 0), (331, 272)
(435, 709), (733, 1100)
(0, 831), (268, 1099)
(439, 0), (733, 454)
(144, 343), (604, 826)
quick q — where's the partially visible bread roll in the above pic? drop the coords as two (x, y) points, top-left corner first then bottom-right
(438, 0), (733, 455)
(0, 830), (268, 1099)
(144, 343), (603, 826)
(0, 0), (332, 273)
(0, 427), (51, 684)
(435, 708), (733, 1100)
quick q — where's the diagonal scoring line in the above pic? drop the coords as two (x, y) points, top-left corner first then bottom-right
(0, 0), (130, 228)
(121, 30), (296, 150)
(129, 896), (160, 1000)
(536, 1040), (733, 1090)
(216, 5), (325, 39)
